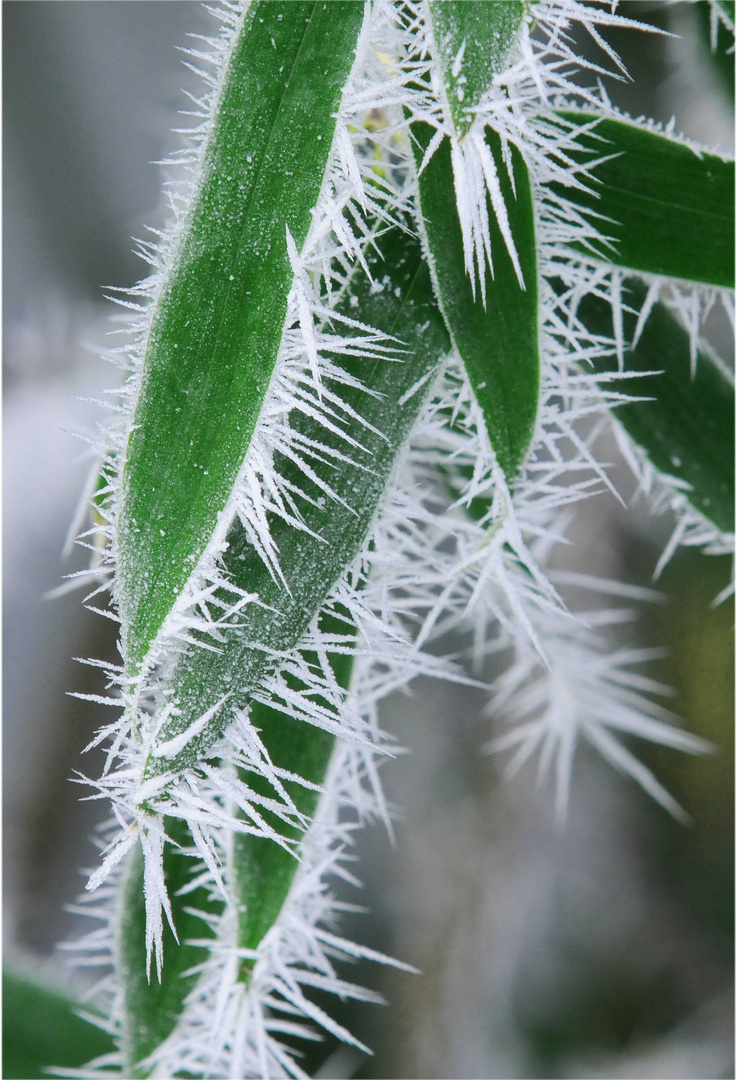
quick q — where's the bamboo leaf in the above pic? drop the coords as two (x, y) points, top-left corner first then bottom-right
(233, 610), (353, 972)
(577, 279), (734, 533)
(225, 226), (449, 967)
(145, 224), (449, 775)
(555, 111), (735, 287)
(2, 969), (114, 1079)
(116, 1), (366, 672)
(120, 819), (221, 1075)
(413, 123), (539, 479)
(120, 225), (450, 1026)
(427, 0), (527, 134)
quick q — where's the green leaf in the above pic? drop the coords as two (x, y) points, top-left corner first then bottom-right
(554, 111), (735, 288)
(233, 609), (353, 972)
(121, 225), (449, 1018)
(145, 222), (449, 775)
(116, 1), (366, 672)
(2, 968), (114, 1079)
(427, 0), (527, 134)
(577, 278), (735, 533)
(412, 123), (539, 479)
(222, 226), (450, 968)
(119, 818), (221, 1075)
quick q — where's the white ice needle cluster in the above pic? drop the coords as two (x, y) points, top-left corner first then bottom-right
(483, 574), (712, 824)
(395, 0), (660, 296)
(63, 1), (730, 1076)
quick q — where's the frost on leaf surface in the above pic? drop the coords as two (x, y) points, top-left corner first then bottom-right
(427, 0), (527, 134)
(60, 0), (734, 1076)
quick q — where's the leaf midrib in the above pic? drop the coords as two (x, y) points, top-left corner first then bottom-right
(591, 179), (732, 225)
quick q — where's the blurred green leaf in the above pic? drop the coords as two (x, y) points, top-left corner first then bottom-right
(2, 969), (115, 1080)
(577, 278), (734, 533)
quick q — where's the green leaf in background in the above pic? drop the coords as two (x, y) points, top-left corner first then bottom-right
(645, 548), (734, 930)
(413, 123), (539, 480)
(116, 1), (366, 672)
(577, 278), (735, 533)
(427, 0), (526, 134)
(554, 112), (735, 288)
(2, 968), (115, 1080)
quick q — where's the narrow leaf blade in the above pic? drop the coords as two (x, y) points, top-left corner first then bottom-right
(120, 819), (221, 1074)
(413, 123), (539, 479)
(117, 1), (366, 671)
(555, 111), (735, 287)
(428, 0), (526, 134)
(2, 969), (114, 1080)
(233, 610), (353, 969)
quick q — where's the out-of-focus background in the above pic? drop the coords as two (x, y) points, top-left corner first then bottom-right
(3, 4), (733, 1078)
